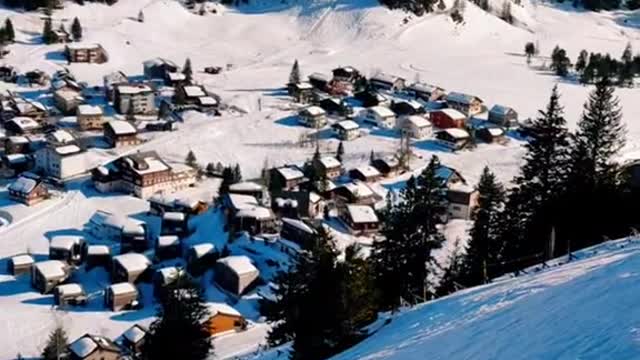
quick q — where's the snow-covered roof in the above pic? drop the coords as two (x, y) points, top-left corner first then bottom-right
(77, 104), (102, 116)
(113, 253), (151, 273)
(335, 120), (359, 131)
(371, 72), (404, 84)
(406, 115), (431, 128)
(444, 128), (470, 139)
(354, 165), (381, 178)
(123, 324), (148, 344)
(49, 129), (75, 144)
(309, 72), (330, 82)
(236, 206), (274, 220)
(87, 245), (110, 255)
(295, 82), (313, 90)
(310, 191), (322, 203)
(69, 336), (98, 358)
(301, 106), (326, 117)
(183, 85), (207, 98)
(409, 82), (444, 94)
(207, 302), (242, 317)
(125, 155), (170, 175)
(276, 166), (304, 181)
(54, 88), (83, 101)
(369, 106), (395, 118)
(197, 96), (218, 106)
(167, 72), (186, 81)
(157, 266), (180, 283)
(346, 205), (379, 224)
(158, 235), (179, 247)
(319, 156), (341, 169)
(282, 217), (315, 234)
(50, 236), (82, 251)
(217, 255), (258, 276)
(9, 135), (28, 144)
(33, 260), (67, 279)
(11, 254), (34, 266)
(116, 84), (152, 95)
(227, 193), (260, 210)
(107, 120), (137, 135)
(341, 181), (374, 198)
(143, 57), (177, 68)
(449, 182), (475, 193)
(191, 243), (215, 258)
(9, 176), (38, 194)
(275, 197), (298, 208)
(486, 127), (505, 136)
(54, 144), (83, 156)
(56, 283), (83, 296)
(163, 212), (185, 222)
(446, 92), (481, 105)
(437, 108), (467, 120)
(109, 282), (137, 295)
(229, 182), (264, 192)
(6, 154), (28, 164)
(66, 42), (102, 51)
(8, 117), (39, 131)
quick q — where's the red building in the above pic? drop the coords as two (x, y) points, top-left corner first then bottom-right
(429, 109), (467, 129)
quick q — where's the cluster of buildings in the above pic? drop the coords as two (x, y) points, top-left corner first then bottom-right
(290, 66), (519, 151)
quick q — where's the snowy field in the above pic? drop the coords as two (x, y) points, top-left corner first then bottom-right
(0, 0), (636, 358)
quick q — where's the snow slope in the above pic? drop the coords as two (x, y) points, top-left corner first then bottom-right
(321, 237), (640, 359)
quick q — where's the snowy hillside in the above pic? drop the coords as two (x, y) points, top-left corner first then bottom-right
(328, 237), (640, 360)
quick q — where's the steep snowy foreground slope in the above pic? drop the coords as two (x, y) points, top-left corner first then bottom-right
(251, 237), (640, 360)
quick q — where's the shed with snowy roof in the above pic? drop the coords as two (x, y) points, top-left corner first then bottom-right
(8, 174), (48, 206)
(488, 104), (518, 128)
(8, 254), (34, 276)
(298, 106), (327, 128)
(341, 204), (380, 235)
(121, 324), (148, 355)
(104, 120), (140, 148)
(54, 283), (87, 306)
(31, 260), (71, 293)
(112, 253), (151, 283)
(68, 333), (120, 360)
(105, 282), (139, 311)
(205, 302), (247, 336)
(214, 255), (260, 296)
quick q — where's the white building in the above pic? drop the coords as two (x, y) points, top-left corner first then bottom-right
(114, 84), (155, 115)
(35, 144), (88, 180)
(362, 106), (396, 129)
(400, 115), (432, 139)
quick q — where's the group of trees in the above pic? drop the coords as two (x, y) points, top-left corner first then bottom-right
(550, 43), (639, 86)
(3, 0), (117, 11)
(218, 163), (243, 195)
(42, 17), (83, 44)
(379, 0), (439, 16)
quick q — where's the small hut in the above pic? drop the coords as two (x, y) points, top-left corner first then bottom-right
(54, 283), (87, 306)
(155, 235), (181, 260)
(214, 256), (260, 296)
(105, 282), (139, 311)
(85, 245), (111, 269)
(8, 254), (34, 276)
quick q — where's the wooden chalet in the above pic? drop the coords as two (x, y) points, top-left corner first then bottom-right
(430, 109), (467, 129)
(68, 334), (121, 360)
(8, 174), (48, 206)
(312, 156), (343, 179)
(340, 204), (379, 235)
(214, 256), (260, 296)
(31, 260), (71, 294)
(105, 282), (139, 311)
(8, 254), (34, 276)
(104, 120), (140, 148)
(446, 92), (483, 116)
(488, 104), (518, 128)
(111, 253), (151, 283)
(205, 303), (247, 336)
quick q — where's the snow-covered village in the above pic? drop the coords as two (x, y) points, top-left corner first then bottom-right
(0, 0), (637, 359)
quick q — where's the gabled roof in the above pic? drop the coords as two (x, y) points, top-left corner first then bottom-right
(335, 120), (360, 131)
(446, 92), (482, 105)
(370, 72), (405, 84)
(490, 104), (516, 116)
(443, 128), (470, 139)
(106, 120), (137, 136)
(318, 156), (342, 169)
(69, 334), (120, 358)
(276, 166), (305, 181)
(436, 108), (467, 120)
(301, 106), (326, 117)
(9, 176), (39, 194)
(113, 253), (151, 273)
(207, 302), (242, 318)
(369, 106), (395, 118)
(346, 204), (379, 224)
(122, 324), (148, 345)
(217, 255), (259, 276)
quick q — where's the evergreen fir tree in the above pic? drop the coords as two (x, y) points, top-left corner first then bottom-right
(4, 19), (14, 43)
(42, 17), (54, 44)
(138, 10), (145, 23)
(550, 46), (571, 77)
(371, 156), (447, 309)
(369, 150), (376, 164)
(205, 162), (215, 175)
(71, 17), (82, 41)
(218, 166), (234, 195)
(41, 325), (69, 360)
(336, 141), (345, 162)
(524, 42), (536, 64)
(186, 150), (197, 167)
(437, 0), (446, 10)
(233, 163), (242, 183)
(500, 1), (513, 24)
(142, 274), (213, 360)
(575, 49), (588, 74)
(464, 167), (505, 286)
(183, 58), (193, 82)
(618, 42), (634, 87)
(289, 59), (301, 85)
(436, 237), (466, 297)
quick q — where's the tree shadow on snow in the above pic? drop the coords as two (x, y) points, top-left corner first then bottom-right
(44, 228), (86, 242)
(45, 50), (68, 63)
(275, 115), (302, 127)
(412, 139), (454, 153)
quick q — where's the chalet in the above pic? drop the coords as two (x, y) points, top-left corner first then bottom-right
(399, 115), (432, 139)
(31, 260), (70, 294)
(447, 182), (479, 220)
(362, 106), (396, 129)
(488, 104), (518, 128)
(8, 254), (34, 276)
(272, 191), (323, 219)
(47, 129), (76, 145)
(186, 243), (216, 276)
(371, 156), (401, 177)
(35, 144), (88, 180)
(369, 73), (406, 92)
(143, 58), (179, 81)
(103, 71), (128, 100)
(349, 165), (382, 183)
(112, 253), (151, 283)
(113, 83), (155, 115)
(270, 165), (306, 192)
(175, 84), (218, 110)
(92, 151), (197, 198)
(51, 77), (83, 93)
(298, 106), (327, 128)
(144, 119), (176, 132)
(104, 120), (140, 148)
(5, 117), (40, 135)
(288, 82), (313, 103)
(51, 27), (71, 43)
(2, 97), (47, 120)
(87, 210), (145, 242)
(5, 136), (29, 154)
(161, 211), (189, 236)
(308, 72), (330, 91)
(430, 108), (467, 129)
(333, 120), (360, 141)
(476, 126), (506, 143)
(148, 194), (208, 215)
(68, 334), (121, 360)
(8, 174), (48, 205)
(390, 99), (424, 116)
(223, 194), (277, 234)
(156, 235), (181, 260)
(76, 105), (104, 130)
(53, 88), (84, 114)
(49, 236), (85, 264)
(333, 181), (378, 206)
(85, 245), (111, 269)
(122, 223), (149, 253)
(229, 181), (268, 202)
(153, 266), (182, 298)
(312, 156), (343, 179)
(319, 97), (353, 117)
(205, 303), (247, 336)
(407, 82), (446, 101)
(214, 255), (260, 296)
(446, 92), (483, 116)
(54, 283), (87, 306)
(105, 282), (139, 311)
(332, 66), (361, 84)
(121, 324), (148, 356)
(66, 43), (109, 64)
(435, 128), (471, 150)
(340, 204), (379, 235)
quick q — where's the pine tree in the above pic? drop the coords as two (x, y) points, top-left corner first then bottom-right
(42, 17), (54, 44)
(436, 237), (466, 297)
(575, 49), (588, 74)
(186, 150), (197, 167)
(71, 17), (82, 41)
(4, 19), (14, 43)
(336, 141), (345, 163)
(550, 45), (571, 77)
(618, 42), (634, 87)
(138, 10), (145, 23)
(289, 60), (301, 85)
(183, 58), (193, 82)
(371, 156), (447, 309)
(218, 166), (234, 196)
(464, 167), (505, 285)
(369, 150), (376, 164)
(500, 1), (513, 24)
(437, 0), (446, 10)
(233, 163), (242, 183)
(41, 325), (69, 360)
(142, 274), (213, 360)
(524, 42), (536, 64)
